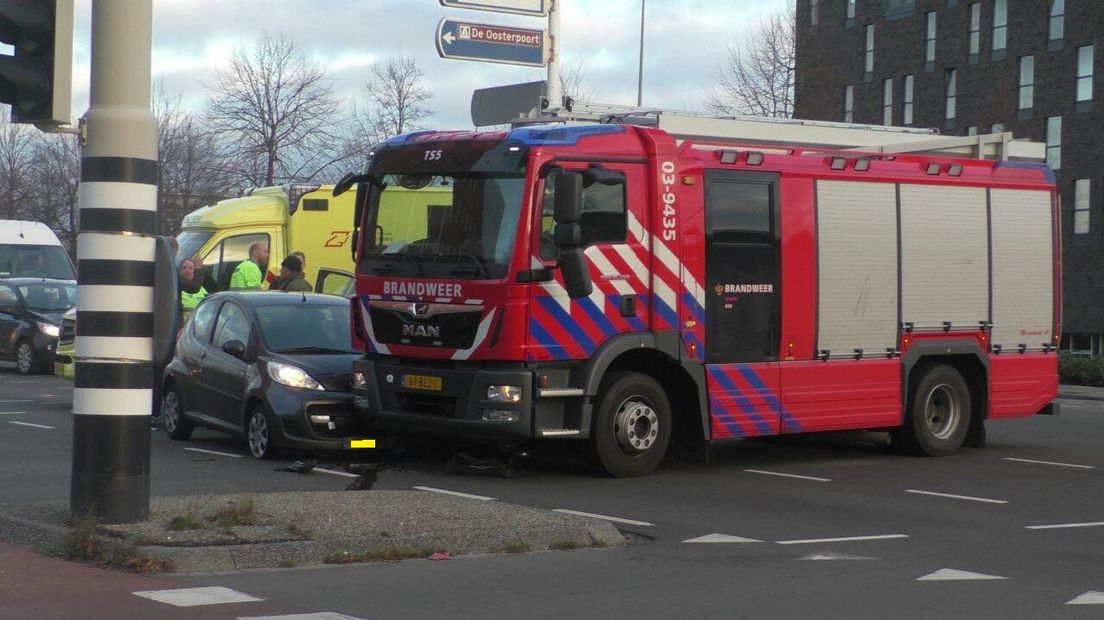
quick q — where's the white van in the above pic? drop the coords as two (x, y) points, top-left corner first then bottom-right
(0, 220), (76, 280)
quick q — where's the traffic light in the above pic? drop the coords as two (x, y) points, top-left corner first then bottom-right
(0, 0), (72, 127)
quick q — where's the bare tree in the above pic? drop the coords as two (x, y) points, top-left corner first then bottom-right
(154, 84), (234, 235)
(0, 112), (39, 219)
(559, 59), (598, 106)
(705, 4), (795, 118)
(28, 132), (80, 249)
(352, 53), (434, 147)
(204, 32), (344, 187)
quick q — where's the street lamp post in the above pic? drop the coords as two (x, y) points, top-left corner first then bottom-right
(637, 0), (645, 107)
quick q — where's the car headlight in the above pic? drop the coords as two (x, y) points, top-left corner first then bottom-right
(267, 362), (324, 390)
(487, 385), (522, 402)
(37, 322), (60, 337)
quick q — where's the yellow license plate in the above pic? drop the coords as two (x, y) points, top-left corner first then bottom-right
(347, 439), (377, 449)
(402, 374), (442, 391)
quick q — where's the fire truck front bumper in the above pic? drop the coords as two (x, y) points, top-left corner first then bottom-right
(351, 357), (536, 444)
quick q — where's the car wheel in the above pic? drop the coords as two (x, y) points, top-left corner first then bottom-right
(247, 405), (278, 459)
(161, 383), (194, 440)
(587, 371), (671, 478)
(15, 340), (38, 375)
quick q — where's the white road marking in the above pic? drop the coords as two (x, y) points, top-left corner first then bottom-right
(413, 486), (495, 501)
(797, 552), (876, 561)
(1003, 457), (1094, 469)
(238, 608), (366, 613)
(917, 568), (1008, 581)
(905, 489), (1008, 504)
(314, 467), (358, 478)
(744, 469), (831, 482)
(775, 534), (908, 545)
(0, 400), (33, 403)
(0, 412), (27, 415)
(682, 533), (762, 543)
(553, 509), (654, 527)
(184, 447), (244, 459)
(133, 586), (262, 607)
(8, 421), (53, 429)
(1067, 591), (1104, 605)
(1025, 521), (1104, 530)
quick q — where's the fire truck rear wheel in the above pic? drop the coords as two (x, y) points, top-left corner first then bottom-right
(588, 371), (671, 477)
(897, 363), (971, 457)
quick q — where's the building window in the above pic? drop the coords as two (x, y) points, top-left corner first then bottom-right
(846, 0), (856, 26)
(903, 74), (914, 125)
(1073, 178), (1090, 236)
(883, 78), (893, 125)
(991, 123), (1005, 133)
(1018, 56), (1034, 111)
(966, 126), (978, 136)
(924, 12), (937, 66)
(885, 0), (916, 19)
(1077, 45), (1094, 105)
(944, 69), (957, 125)
(968, 3), (980, 58)
(810, 0), (818, 28)
(992, 0), (1007, 58)
(864, 25), (875, 75)
(844, 85), (854, 123)
(1046, 116), (1061, 170)
(1049, 0), (1065, 43)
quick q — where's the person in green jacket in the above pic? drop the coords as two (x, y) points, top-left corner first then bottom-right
(229, 242), (269, 290)
(273, 255), (313, 292)
(178, 259), (207, 319)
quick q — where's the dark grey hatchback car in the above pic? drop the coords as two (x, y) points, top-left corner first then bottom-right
(161, 291), (369, 458)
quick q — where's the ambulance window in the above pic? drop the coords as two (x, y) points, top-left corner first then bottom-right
(203, 233), (270, 292)
(302, 199), (328, 211)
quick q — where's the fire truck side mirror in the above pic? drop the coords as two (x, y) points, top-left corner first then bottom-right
(553, 172), (583, 223)
(559, 248), (593, 299)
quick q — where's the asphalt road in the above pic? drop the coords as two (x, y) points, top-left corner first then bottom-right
(3, 364), (1103, 619)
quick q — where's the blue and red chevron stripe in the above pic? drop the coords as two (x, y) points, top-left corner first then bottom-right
(706, 364), (803, 439)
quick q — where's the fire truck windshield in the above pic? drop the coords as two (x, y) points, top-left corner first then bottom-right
(359, 173), (525, 280)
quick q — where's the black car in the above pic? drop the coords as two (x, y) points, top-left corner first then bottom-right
(161, 291), (369, 458)
(0, 278), (76, 374)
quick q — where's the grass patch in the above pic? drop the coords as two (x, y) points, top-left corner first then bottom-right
(549, 539), (582, 551)
(286, 522), (308, 538)
(61, 514), (173, 573)
(167, 512), (203, 531)
(323, 549), (359, 564)
(362, 545), (437, 561)
(495, 541), (530, 554)
(208, 499), (257, 528)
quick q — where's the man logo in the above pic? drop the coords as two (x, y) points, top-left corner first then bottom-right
(403, 324), (441, 338)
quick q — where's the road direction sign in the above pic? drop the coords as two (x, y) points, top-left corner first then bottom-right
(436, 18), (547, 67)
(439, 0), (548, 17)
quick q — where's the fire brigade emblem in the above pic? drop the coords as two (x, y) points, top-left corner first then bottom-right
(714, 284), (724, 296)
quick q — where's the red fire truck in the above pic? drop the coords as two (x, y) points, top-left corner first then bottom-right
(341, 105), (1059, 477)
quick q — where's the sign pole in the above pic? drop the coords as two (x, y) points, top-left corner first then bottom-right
(546, 0), (561, 110)
(70, 0), (157, 524)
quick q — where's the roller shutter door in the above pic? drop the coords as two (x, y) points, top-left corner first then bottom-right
(899, 184), (989, 329)
(990, 188), (1053, 350)
(816, 180), (898, 356)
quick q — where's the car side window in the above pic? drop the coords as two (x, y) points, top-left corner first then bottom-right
(212, 303), (251, 349)
(0, 284), (17, 311)
(191, 300), (220, 342)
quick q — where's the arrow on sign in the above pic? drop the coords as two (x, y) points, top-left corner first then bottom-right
(442, 31), (456, 44)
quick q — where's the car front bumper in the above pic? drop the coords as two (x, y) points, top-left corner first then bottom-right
(265, 386), (377, 454)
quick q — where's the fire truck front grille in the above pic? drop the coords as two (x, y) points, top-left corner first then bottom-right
(369, 307), (481, 349)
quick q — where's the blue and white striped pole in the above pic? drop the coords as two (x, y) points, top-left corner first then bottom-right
(71, 0), (156, 523)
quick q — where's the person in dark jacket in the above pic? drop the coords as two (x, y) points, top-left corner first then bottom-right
(272, 255), (312, 292)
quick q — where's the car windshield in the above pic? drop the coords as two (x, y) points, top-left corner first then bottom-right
(255, 303), (357, 354)
(359, 174), (525, 280)
(0, 244), (75, 279)
(18, 283), (76, 312)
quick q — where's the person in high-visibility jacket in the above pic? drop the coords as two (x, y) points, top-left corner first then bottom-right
(229, 242), (269, 290)
(178, 258), (207, 319)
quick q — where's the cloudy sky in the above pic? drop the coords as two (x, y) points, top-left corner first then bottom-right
(69, 0), (788, 130)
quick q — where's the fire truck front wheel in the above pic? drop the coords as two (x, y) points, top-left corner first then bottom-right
(897, 363), (971, 457)
(588, 371), (672, 477)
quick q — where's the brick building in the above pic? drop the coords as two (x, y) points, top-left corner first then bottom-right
(794, 0), (1102, 355)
